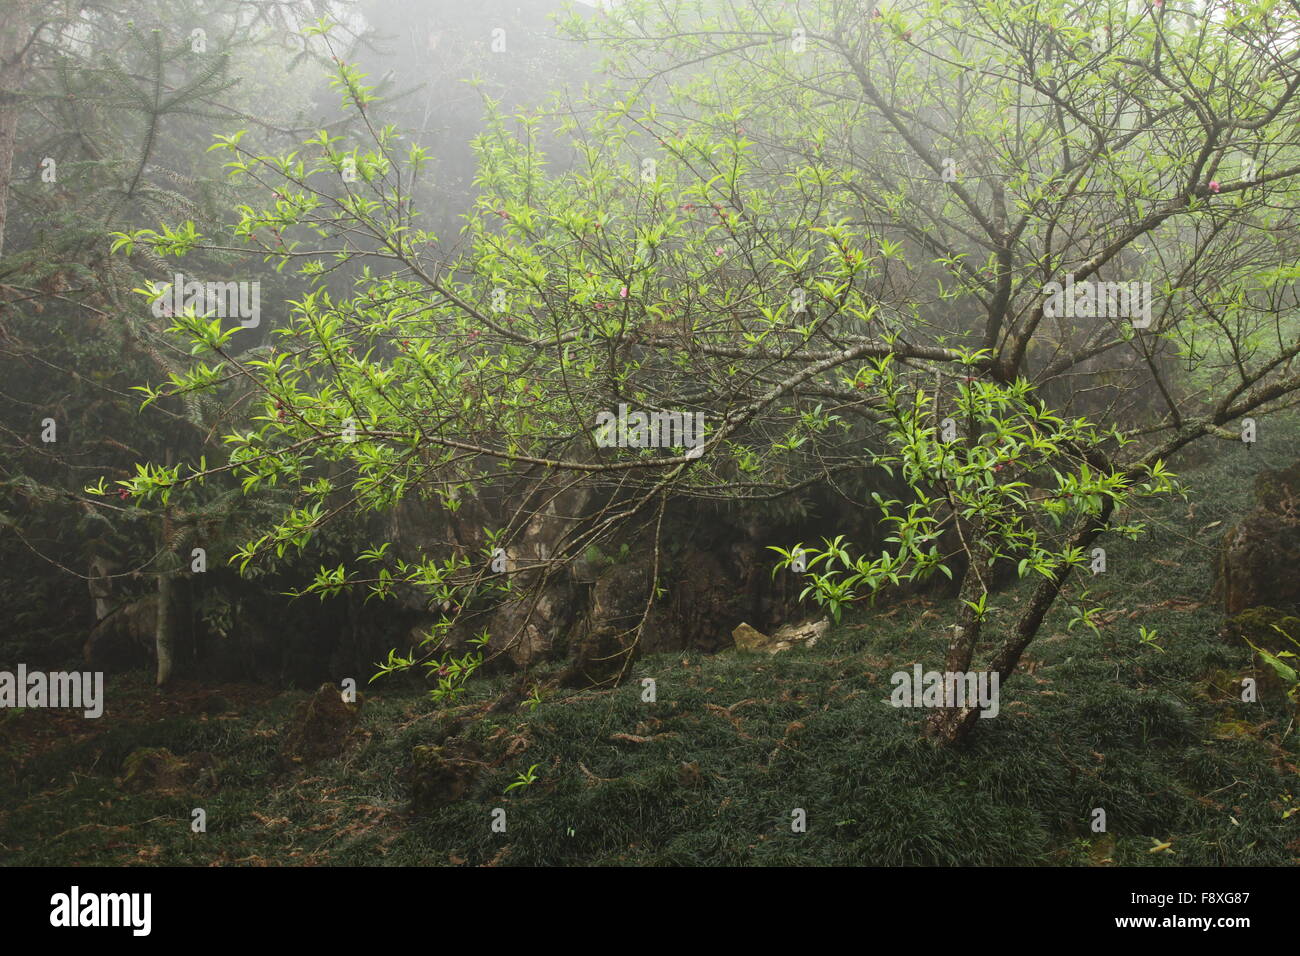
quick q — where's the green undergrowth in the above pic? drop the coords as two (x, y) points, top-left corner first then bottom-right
(1, 440), (1297, 865)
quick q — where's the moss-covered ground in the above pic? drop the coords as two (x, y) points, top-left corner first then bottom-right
(2, 443), (1297, 866)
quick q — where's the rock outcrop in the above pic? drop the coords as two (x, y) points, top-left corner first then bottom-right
(731, 617), (829, 654)
(1218, 461), (1300, 615)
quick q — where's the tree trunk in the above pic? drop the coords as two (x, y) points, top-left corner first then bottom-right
(155, 561), (175, 687)
(0, 1), (36, 257)
(924, 508), (989, 741)
(926, 698), (984, 746)
(88, 555), (114, 623)
(923, 575), (986, 743)
(155, 449), (177, 687)
(927, 495), (1117, 747)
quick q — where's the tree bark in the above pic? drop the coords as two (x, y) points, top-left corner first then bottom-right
(0, 1), (37, 257)
(155, 560), (175, 687)
(155, 449), (177, 687)
(928, 495), (1117, 747)
(88, 555), (114, 623)
(923, 497), (989, 740)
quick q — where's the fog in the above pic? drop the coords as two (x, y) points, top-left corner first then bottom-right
(2, 0), (1299, 888)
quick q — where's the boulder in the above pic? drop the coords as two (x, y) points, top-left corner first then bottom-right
(731, 617), (829, 654)
(409, 742), (482, 812)
(1222, 606), (1300, 655)
(1218, 461), (1300, 615)
(278, 683), (363, 767)
(560, 550), (655, 687)
(640, 545), (789, 656)
(118, 747), (217, 795)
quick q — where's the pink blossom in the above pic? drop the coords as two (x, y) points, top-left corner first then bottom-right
(620, 286), (628, 298)
(1208, 180), (1221, 193)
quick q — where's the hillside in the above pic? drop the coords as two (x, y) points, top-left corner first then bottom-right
(3, 445), (1297, 867)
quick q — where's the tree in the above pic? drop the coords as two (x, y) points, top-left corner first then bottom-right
(568, 0), (1300, 741)
(113, 1), (1300, 741)
(0, 0), (355, 685)
(0, 0), (38, 256)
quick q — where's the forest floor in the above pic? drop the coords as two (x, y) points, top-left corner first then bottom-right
(2, 445), (1298, 866)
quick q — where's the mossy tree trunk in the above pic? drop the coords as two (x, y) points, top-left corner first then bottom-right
(155, 449), (178, 688)
(0, 0), (35, 256)
(155, 558), (175, 687)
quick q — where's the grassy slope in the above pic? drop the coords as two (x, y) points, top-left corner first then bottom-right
(1, 444), (1297, 866)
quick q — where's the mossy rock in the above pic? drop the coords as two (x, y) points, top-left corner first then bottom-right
(1198, 667), (1242, 697)
(277, 683), (363, 767)
(118, 747), (216, 796)
(408, 742), (482, 813)
(731, 622), (770, 652)
(1251, 460), (1300, 514)
(1218, 461), (1300, 614)
(561, 623), (633, 688)
(1223, 606), (1300, 655)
